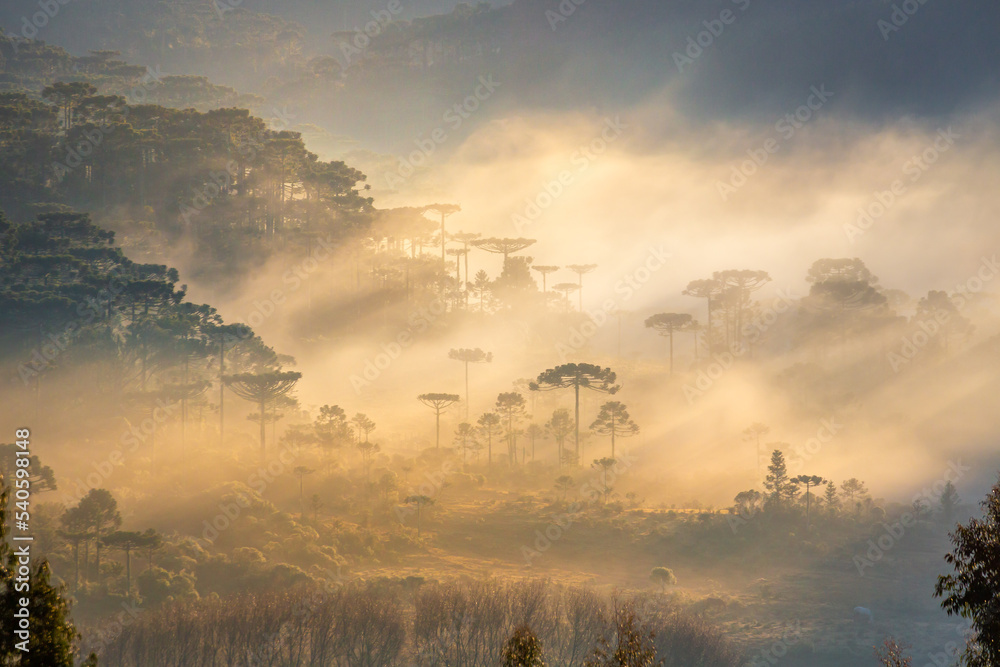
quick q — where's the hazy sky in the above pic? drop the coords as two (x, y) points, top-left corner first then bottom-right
(12, 0), (997, 505)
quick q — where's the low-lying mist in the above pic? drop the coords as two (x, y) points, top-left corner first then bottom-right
(158, 90), (1000, 512)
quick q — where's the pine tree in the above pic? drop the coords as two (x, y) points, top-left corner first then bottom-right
(502, 625), (546, 667)
(939, 481), (961, 525)
(763, 450), (792, 509)
(824, 481), (839, 514)
(75, 488), (121, 585)
(585, 602), (658, 667)
(840, 478), (869, 516)
(23, 561), (80, 666)
(1, 477), (88, 665)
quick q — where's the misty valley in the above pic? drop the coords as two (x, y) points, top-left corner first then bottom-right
(1, 1), (1000, 666)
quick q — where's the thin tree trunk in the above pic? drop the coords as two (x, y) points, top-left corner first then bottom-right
(574, 384), (580, 464)
(611, 413), (616, 458)
(440, 213), (446, 265)
(706, 298), (714, 354)
(95, 539), (102, 584)
(219, 340), (225, 448)
(259, 395), (266, 457)
(670, 329), (674, 375)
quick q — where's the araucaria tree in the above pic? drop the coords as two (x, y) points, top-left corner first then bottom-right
(590, 401), (639, 457)
(448, 348), (493, 419)
(532, 265), (560, 294)
(791, 474), (827, 529)
(552, 283), (580, 312)
(223, 371), (301, 456)
(451, 231), (481, 293)
(472, 237), (537, 267)
(102, 530), (151, 598)
(417, 393), (461, 448)
(495, 392), (527, 465)
(683, 278), (724, 353)
(714, 269), (771, 351)
(422, 203), (461, 265)
(566, 263), (598, 312)
(645, 313), (695, 375)
(530, 363), (620, 463)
